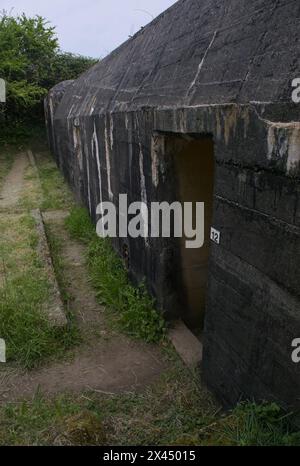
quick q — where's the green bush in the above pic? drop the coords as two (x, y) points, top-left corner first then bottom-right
(0, 11), (98, 137)
(0, 13), (57, 123)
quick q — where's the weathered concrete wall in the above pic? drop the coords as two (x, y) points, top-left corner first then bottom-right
(44, 80), (74, 161)
(45, 0), (300, 410)
(53, 0), (300, 117)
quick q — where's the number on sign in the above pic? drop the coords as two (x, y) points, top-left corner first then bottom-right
(210, 227), (220, 245)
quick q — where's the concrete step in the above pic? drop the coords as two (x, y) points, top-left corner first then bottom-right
(168, 320), (203, 368)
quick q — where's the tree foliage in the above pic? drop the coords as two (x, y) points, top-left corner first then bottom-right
(0, 11), (98, 128)
(46, 52), (98, 88)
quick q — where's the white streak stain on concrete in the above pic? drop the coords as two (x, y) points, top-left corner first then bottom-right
(151, 135), (166, 188)
(86, 149), (92, 214)
(215, 108), (222, 140)
(93, 121), (103, 206)
(126, 114), (133, 187)
(267, 125), (276, 160)
(73, 126), (83, 171)
(110, 114), (114, 151)
(139, 143), (149, 246)
(267, 122), (300, 174)
(82, 126), (91, 215)
(179, 110), (186, 133)
(49, 98), (54, 124)
(242, 107), (250, 138)
(186, 30), (217, 100)
(89, 96), (97, 116)
(67, 103), (75, 118)
(287, 127), (300, 174)
(224, 106), (238, 145)
(139, 143), (147, 205)
(104, 119), (113, 201)
(151, 137), (160, 188)
(135, 114), (149, 246)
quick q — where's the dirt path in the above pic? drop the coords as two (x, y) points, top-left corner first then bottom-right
(0, 152), (169, 401)
(0, 153), (29, 210)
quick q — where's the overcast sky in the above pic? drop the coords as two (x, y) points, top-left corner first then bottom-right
(1, 0), (177, 58)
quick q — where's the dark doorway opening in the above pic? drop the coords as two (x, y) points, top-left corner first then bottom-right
(171, 136), (215, 337)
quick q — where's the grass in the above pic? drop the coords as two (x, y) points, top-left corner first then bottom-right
(16, 150), (74, 212)
(0, 363), (299, 446)
(0, 393), (104, 446)
(0, 213), (80, 369)
(214, 402), (300, 447)
(65, 207), (166, 343)
(0, 273), (79, 369)
(44, 223), (72, 305)
(17, 159), (43, 211)
(35, 150), (74, 211)
(0, 139), (79, 368)
(0, 125), (46, 206)
(0, 131), (74, 213)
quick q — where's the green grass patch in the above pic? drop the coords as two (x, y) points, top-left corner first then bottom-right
(214, 402), (300, 447)
(0, 134), (74, 212)
(65, 206), (95, 243)
(17, 162), (43, 211)
(0, 273), (79, 369)
(65, 207), (166, 343)
(44, 223), (73, 305)
(0, 364), (216, 446)
(35, 151), (74, 211)
(0, 365), (298, 446)
(0, 393), (105, 446)
(0, 213), (80, 369)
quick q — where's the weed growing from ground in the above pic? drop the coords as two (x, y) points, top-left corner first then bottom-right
(65, 207), (166, 343)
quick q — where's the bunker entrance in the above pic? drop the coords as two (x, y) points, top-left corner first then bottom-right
(171, 136), (215, 336)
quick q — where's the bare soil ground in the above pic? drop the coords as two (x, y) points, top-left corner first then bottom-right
(0, 152), (28, 210)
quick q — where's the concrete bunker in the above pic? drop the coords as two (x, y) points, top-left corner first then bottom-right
(45, 0), (300, 412)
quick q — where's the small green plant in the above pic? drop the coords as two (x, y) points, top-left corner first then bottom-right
(201, 401), (300, 446)
(0, 272), (80, 369)
(65, 207), (95, 244)
(229, 402), (300, 446)
(65, 207), (166, 343)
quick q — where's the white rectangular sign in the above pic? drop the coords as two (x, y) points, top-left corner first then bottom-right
(210, 227), (221, 245)
(0, 79), (6, 103)
(0, 339), (6, 363)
